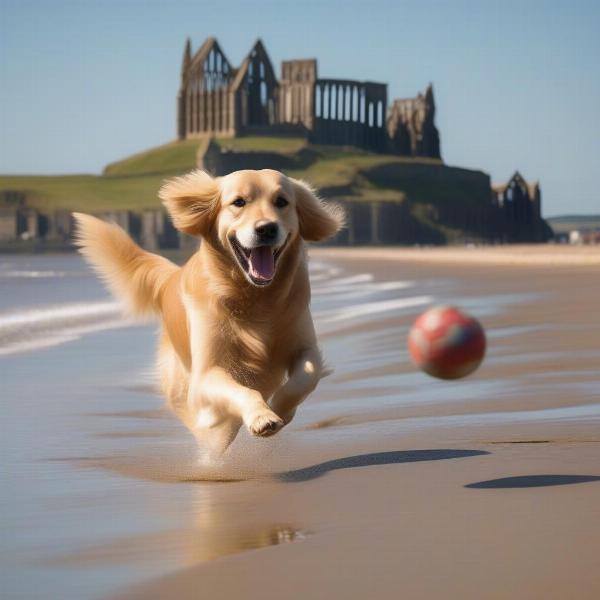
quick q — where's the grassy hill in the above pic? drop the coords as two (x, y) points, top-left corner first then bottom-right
(0, 136), (497, 244)
(0, 173), (168, 212)
(103, 138), (202, 177)
(0, 140), (201, 212)
(0, 137), (448, 211)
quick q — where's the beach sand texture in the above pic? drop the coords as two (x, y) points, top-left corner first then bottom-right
(1, 246), (599, 600)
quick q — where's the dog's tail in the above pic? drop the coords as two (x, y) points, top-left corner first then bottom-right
(72, 212), (179, 316)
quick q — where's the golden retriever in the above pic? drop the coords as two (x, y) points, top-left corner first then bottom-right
(73, 169), (343, 455)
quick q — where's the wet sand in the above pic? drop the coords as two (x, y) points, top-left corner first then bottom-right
(1, 248), (599, 599)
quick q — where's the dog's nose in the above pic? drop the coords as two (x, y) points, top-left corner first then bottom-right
(255, 221), (279, 243)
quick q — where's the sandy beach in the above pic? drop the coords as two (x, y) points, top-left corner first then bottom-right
(1, 246), (599, 600)
(316, 244), (600, 266)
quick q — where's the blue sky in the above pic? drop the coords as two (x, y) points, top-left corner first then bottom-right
(1, 0), (599, 216)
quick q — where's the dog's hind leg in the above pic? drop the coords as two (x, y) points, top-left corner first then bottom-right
(193, 411), (243, 458)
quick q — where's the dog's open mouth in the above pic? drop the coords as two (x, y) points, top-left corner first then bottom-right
(229, 236), (288, 286)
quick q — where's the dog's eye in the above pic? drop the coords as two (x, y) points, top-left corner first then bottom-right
(274, 196), (289, 208)
(232, 198), (246, 208)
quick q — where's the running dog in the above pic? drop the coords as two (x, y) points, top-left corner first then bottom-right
(73, 169), (343, 454)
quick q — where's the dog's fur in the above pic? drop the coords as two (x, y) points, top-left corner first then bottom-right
(73, 169), (343, 455)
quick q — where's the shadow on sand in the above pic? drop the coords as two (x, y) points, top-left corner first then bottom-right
(278, 449), (489, 483)
(466, 474), (600, 489)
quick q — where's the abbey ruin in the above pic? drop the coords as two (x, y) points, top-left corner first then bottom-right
(177, 37), (440, 158)
(0, 36), (552, 249)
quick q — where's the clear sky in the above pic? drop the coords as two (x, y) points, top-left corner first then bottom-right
(1, 0), (599, 216)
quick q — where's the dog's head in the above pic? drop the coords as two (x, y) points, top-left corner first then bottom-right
(160, 169), (344, 287)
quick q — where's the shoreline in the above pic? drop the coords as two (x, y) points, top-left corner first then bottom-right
(3, 242), (598, 267)
(312, 244), (600, 266)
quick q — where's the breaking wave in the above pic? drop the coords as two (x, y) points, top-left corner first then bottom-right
(0, 301), (132, 356)
(0, 260), (431, 356)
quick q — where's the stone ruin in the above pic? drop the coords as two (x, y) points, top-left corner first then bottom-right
(177, 37), (441, 159)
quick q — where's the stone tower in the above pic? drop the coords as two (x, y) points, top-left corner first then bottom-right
(279, 59), (318, 130)
(177, 38), (192, 139)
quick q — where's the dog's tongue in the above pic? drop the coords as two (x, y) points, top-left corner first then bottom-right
(248, 246), (274, 281)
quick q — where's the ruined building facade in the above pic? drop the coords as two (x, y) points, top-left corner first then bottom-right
(177, 37), (440, 158)
(387, 86), (440, 158)
(176, 38), (278, 139)
(492, 172), (546, 242)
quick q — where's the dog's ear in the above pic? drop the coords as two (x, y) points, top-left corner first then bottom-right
(290, 178), (345, 242)
(159, 170), (220, 236)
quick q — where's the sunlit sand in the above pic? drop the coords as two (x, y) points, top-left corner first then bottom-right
(2, 250), (599, 600)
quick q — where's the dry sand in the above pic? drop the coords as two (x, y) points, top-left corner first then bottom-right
(109, 246), (600, 600)
(316, 243), (600, 266)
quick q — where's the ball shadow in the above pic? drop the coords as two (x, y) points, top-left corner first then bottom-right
(466, 474), (600, 489)
(278, 449), (489, 483)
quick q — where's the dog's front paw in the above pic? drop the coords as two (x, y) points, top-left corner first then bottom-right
(247, 410), (284, 437)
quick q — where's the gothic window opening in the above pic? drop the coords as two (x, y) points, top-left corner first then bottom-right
(360, 91), (366, 124)
(344, 86), (350, 121)
(315, 85), (322, 117)
(260, 81), (268, 107)
(331, 86), (337, 120)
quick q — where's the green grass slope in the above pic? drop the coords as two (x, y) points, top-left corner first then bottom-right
(0, 173), (168, 212)
(0, 139), (201, 212)
(0, 137), (312, 212)
(103, 138), (201, 177)
(0, 137), (484, 246)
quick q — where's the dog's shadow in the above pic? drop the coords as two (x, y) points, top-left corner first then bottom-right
(466, 474), (600, 489)
(278, 449), (488, 482)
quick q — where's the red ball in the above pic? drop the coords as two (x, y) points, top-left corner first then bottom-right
(408, 305), (486, 380)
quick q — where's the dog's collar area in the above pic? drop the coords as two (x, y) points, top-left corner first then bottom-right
(229, 235), (289, 287)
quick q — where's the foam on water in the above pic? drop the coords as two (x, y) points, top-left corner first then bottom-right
(0, 269), (69, 279)
(315, 295), (433, 325)
(0, 301), (134, 356)
(0, 259), (424, 357)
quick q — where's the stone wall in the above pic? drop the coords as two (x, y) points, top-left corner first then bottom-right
(326, 199), (448, 247)
(0, 211), (18, 241)
(200, 140), (317, 176)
